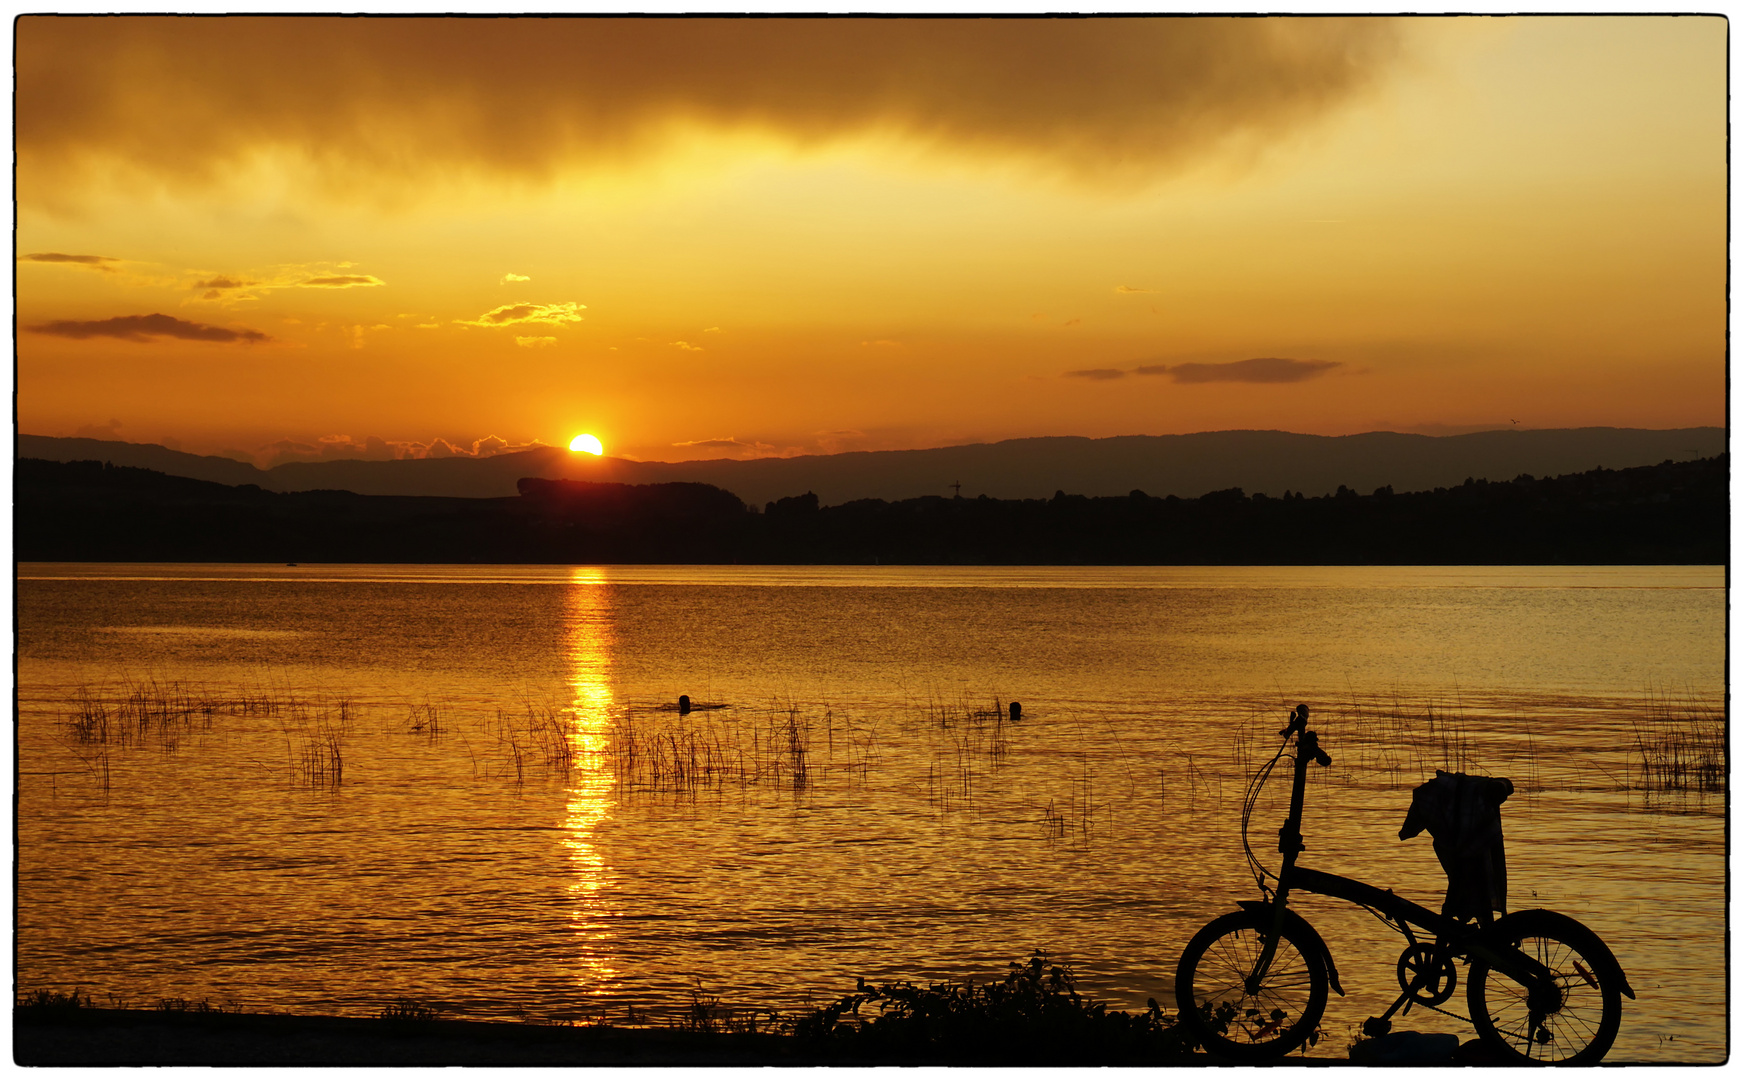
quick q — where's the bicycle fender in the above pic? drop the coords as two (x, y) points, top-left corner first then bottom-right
(1490, 908), (1636, 1000)
(1238, 900), (1345, 996)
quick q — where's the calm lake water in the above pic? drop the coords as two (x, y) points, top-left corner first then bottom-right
(15, 563), (1726, 1062)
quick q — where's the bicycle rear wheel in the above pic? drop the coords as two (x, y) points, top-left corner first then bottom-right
(1174, 909), (1329, 1061)
(1467, 909), (1624, 1064)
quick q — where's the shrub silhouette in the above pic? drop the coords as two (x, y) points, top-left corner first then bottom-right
(795, 951), (1215, 1063)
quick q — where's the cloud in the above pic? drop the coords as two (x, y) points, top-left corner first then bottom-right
(1070, 357), (1342, 383)
(1114, 284), (1157, 294)
(194, 275), (254, 290)
(670, 435), (781, 458)
(702, 326), (722, 333)
(74, 417), (125, 439)
(17, 19), (1404, 197)
(21, 251), (119, 270)
(812, 428), (867, 454)
(456, 301), (587, 328)
(515, 335), (557, 347)
(257, 432), (551, 467)
(669, 340), (703, 351)
(501, 272), (530, 283)
(28, 312), (270, 343)
(417, 322), (441, 329)
(1162, 356), (1342, 383)
(298, 274), (384, 288)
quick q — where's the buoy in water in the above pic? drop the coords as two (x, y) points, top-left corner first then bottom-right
(679, 695), (691, 715)
(1009, 701), (1022, 723)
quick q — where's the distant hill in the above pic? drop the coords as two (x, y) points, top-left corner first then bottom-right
(18, 427), (1726, 506)
(16, 454), (1727, 564)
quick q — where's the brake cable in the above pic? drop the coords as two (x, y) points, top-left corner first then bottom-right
(1240, 734), (1291, 896)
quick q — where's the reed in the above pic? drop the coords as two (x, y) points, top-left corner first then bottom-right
(378, 998), (441, 1024)
(156, 996), (236, 1014)
(1631, 697), (1724, 795)
(486, 703), (579, 784)
(407, 701), (443, 741)
(291, 721), (345, 789)
(923, 695), (1011, 811)
(16, 988), (93, 1012)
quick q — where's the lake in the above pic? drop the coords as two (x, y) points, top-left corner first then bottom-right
(14, 563), (1726, 1062)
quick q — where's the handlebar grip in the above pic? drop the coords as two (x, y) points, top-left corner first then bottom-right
(1314, 748), (1332, 767)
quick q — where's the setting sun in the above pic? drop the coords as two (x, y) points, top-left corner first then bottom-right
(569, 434), (604, 455)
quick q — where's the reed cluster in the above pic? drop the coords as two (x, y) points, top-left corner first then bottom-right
(924, 696), (1010, 811)
(1631, 698), (1725, 796)
(65, 679), (217, 751)
(489, 704), (579, 784)
(606, 701), (849, 793)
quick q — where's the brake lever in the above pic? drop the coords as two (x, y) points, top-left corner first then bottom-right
(1277, 703), (1310, 738)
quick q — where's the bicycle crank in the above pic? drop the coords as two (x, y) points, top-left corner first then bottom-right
(1395, 944), (1458, 1006)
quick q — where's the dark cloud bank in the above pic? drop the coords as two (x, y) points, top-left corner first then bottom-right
(30, 313), (269, 343)
(21, 252), (119, 269)
(19, 17), (1402, 187)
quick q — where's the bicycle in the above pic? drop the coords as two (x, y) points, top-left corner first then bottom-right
(1174, 704), (1634, 1064)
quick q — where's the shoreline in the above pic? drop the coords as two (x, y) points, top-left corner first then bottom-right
(13, 1005), (1239, 1067)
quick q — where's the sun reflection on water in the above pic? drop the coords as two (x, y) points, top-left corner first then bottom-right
(562, 566), (620, 994)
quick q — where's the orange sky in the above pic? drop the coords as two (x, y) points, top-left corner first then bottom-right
(15, 16), (1727, 467)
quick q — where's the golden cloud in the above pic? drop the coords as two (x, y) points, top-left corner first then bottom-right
(17, 17), (1403, 198)
(501, 272), (531, 283)
(456, 301), (587, 328)
(515, 335), (557, 347)
(299, 274), (385, 288)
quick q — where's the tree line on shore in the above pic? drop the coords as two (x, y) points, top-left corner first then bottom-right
(16, 453), (1725, 564)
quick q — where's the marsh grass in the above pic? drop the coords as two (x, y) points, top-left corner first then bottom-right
(793, 950), (1208, 1063)
(487, 703), (578, 784)
(599, 698), (879, 797)
(378, 998), (442, 1025)
(16, 988), (94, 1013)
(676, 982), (783, 1035)
(157, 996), (238, 1015)
(923, 696), (1012, 811)
(408, 700), (443, 741)
(1630, 696), (1725, 798)
(1267, 697), (1544, 801)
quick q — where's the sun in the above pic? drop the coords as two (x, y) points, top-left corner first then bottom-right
(569, 434), (604, 455)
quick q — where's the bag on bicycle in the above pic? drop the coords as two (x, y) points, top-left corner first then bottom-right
(1398, 770), (1514, 927)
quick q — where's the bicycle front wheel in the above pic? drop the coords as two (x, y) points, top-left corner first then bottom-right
(1174, 909), (1329, 1061)
(1467, 909), (1624, 1065)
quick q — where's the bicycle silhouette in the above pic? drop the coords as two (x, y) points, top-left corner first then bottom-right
(1174, 704), (1634, 1063)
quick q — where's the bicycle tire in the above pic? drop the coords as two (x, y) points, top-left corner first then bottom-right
(1466, 909), (1624, 1065)
(1175, 909), (1330, 1062)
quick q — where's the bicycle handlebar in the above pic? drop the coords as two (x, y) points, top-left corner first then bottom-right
(1276, 703), (1332, 767)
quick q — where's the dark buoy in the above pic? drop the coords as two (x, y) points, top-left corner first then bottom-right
(678, 695), (691, 715)
(1009, 701), (1021, 723)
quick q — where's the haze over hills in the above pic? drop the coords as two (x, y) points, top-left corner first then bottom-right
(19, 427), (1726, 507)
